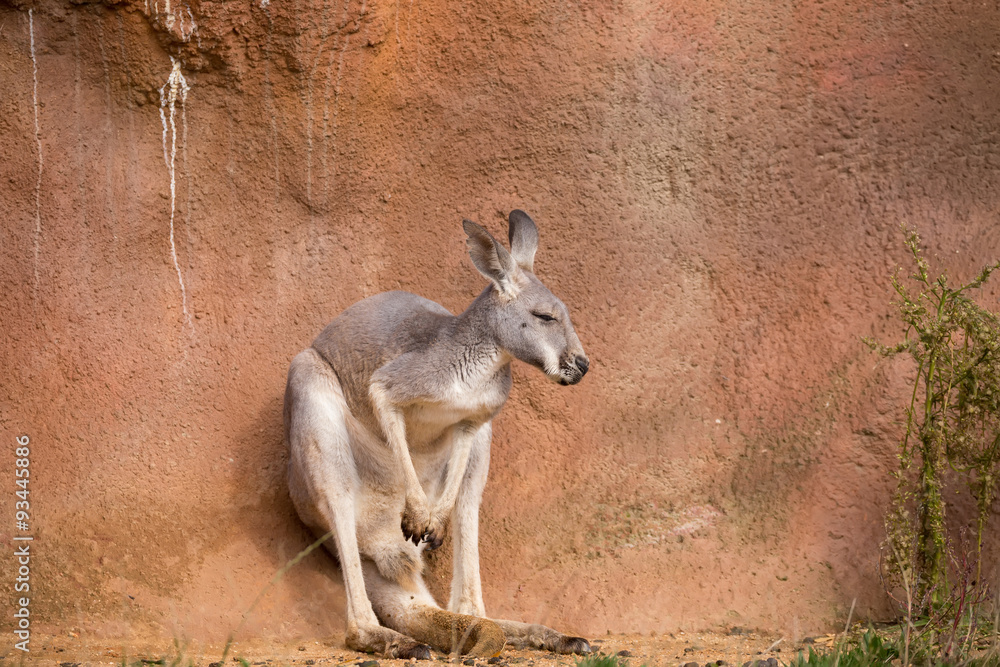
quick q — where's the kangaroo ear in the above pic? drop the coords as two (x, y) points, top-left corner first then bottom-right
(507, 210), (539, 273)
(463, 219), (521, 298)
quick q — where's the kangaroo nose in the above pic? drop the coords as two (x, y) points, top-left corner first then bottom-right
(574, 355), (589, 376)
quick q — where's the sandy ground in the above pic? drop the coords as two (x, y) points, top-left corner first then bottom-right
(6, 631), (829, 667)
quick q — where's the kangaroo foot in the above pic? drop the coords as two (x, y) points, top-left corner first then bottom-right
(387, 638), (433, 660)
(494, 620), (591, 654)
(346, 624), (432, 660)
(552, 636), (591, 655)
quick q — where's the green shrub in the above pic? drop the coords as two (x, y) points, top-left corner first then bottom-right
(865, 228), (1000, 607)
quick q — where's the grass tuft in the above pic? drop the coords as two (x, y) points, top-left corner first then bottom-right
(575, 653), (631, 667)
(786, 630), (897, 667)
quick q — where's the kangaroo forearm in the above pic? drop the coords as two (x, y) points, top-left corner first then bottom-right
(434, 433), (474, 517)
(389, 423), (425, 501)
(370, 383), (425, 499)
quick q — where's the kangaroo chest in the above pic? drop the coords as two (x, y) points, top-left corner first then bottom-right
(403, 368), (511, 449)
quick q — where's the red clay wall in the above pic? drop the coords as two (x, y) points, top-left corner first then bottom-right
(2, 0), (1000, 644)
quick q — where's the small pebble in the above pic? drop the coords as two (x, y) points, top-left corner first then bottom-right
(682, 662), (699, 667)
(487, 659), (503, 665)
(358, 661), (380, 667)
(617, 650), (632, 657)
(463, 660), (475, 666)
(298, 647), (307, 652)
(209, 663), (222, 667)
(305, 661), (316, 665)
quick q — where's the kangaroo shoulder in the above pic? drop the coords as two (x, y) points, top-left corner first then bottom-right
(311, 291), (454, 374)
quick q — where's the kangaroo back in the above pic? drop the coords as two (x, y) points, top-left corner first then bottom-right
(311, 291), (454, 432)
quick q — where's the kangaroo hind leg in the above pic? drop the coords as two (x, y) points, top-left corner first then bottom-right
(363, 560), (506, 657)
(444, 423), (590, 656)
(285, 349), (431, 659)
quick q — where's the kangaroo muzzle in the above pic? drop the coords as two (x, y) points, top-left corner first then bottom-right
(558, 354), (589, 386)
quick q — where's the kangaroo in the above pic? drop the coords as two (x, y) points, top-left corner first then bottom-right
(284, 210), (591, 659)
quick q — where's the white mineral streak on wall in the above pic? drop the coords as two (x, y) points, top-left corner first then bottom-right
(183, 87), (194, 246)
(146, 0), (197, 42)
(29, 9), (43, 318)
(163, 0), (174, 29)
(177, 5), (196, 41)
(159, 58), (194, 333)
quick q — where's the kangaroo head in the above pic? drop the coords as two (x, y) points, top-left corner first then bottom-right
(462, 210), (589, 386)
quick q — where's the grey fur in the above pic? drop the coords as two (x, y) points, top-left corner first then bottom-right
(284, 210), (590, 657)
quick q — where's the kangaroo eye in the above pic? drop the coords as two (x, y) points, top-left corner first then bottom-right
(532, 312), (557, 322)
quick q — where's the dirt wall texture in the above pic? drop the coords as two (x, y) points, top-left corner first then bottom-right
(2, 0), (1000, 646)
